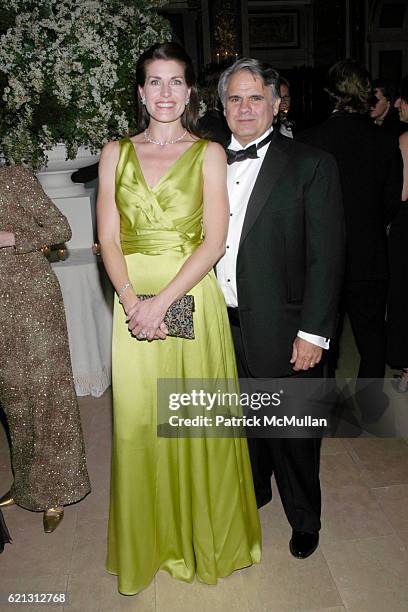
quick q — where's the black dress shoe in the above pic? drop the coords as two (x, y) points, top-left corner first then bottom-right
(289, 530), (319, 559)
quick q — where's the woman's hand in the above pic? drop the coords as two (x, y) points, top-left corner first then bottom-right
(126, 297), (169, 340)
(0, 231), (15, 248)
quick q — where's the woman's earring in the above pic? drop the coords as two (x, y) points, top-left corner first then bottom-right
(185, 98), (190, 105)
(141, 97), (146, 105)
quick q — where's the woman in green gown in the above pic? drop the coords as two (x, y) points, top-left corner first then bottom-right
(97, 42), (261, 596)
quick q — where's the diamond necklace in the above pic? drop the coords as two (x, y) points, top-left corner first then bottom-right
(144, 129), (187, 148)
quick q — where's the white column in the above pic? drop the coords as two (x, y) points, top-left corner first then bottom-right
(52, 189), (96, 250)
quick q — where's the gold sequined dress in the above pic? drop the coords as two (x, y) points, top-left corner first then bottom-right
(0, 166), (90, 511)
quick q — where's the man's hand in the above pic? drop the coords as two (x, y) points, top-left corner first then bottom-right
(290, 337), (323, 372)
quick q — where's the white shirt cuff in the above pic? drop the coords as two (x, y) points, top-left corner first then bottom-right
(297, 331), (330, 350)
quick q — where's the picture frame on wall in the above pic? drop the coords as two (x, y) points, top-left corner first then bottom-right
(249, 11), (299, 49)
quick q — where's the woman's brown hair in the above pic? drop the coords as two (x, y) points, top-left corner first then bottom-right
(135, 42), (202, 137)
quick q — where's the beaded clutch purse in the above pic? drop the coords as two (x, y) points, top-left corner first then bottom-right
(137, 294), (195, 339)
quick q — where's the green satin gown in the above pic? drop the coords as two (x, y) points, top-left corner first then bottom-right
(107, 138), (261, 595)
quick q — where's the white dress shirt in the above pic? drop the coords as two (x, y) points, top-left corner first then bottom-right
(216, 127), (329, 350)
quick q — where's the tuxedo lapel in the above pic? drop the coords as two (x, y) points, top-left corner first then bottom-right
(239, 131), (291, 249)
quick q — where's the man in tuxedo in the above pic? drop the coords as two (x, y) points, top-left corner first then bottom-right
(216, 59), (344, 558)
(298, 60), (402, 385)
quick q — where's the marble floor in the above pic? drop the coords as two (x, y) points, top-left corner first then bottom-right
(1, 319), (408, 611)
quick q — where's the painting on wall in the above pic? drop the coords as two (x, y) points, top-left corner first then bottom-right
(249, 11), (299, 49)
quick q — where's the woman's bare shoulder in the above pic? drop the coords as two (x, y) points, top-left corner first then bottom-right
(400, 131), (408, 147)
(205, 140), (225, 152)
(204, 140), (226, 161)
(100, 140), (121, 163)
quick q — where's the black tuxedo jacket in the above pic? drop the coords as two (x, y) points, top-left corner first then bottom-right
(298, 112), (402, 281)
(235, 130), (344, 378)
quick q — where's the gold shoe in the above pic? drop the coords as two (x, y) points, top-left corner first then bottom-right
(0, 491), (15, 507)
(43, 507), (64, 533)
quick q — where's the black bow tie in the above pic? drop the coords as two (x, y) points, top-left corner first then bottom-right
(226, 131), (273, 165)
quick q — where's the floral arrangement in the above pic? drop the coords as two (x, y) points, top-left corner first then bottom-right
(0, 0), (171, 169)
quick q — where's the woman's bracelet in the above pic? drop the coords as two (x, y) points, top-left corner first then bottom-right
(118, 281), (131, 302)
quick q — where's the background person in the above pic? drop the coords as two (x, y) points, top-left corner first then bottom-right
(0, 166), (91, 533)
(298, 60), (402, 401)
(370, 78), (400, 135)
(387, 76), (408, 390)
(198, 64), (231, 146)
(278, 76), (294, 138)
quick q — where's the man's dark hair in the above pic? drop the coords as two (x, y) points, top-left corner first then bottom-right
(372, 78), (397, 104)
(326, 59), (372, 114)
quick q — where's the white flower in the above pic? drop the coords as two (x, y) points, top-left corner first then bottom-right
(0, 0), (172, 169)
(199, 100), (207, 118)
